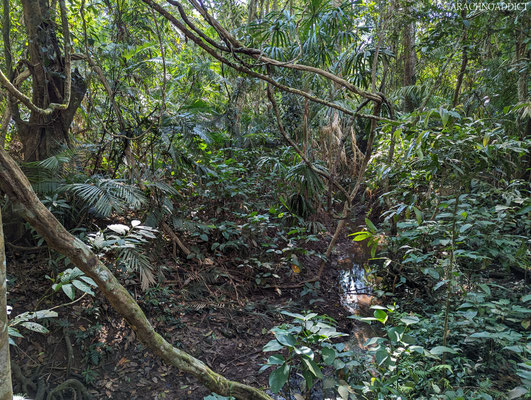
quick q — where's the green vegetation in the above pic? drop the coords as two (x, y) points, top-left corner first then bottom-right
(0, 0), (528, 399)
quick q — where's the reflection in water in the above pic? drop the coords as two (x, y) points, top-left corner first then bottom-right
(339, 263), (377, 349)
(339, 264), (372, 314)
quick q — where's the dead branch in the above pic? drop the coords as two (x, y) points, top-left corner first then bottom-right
(161, 221), (192, 257)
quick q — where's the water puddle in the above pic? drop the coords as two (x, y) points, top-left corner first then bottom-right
(339, 263), (373, 314)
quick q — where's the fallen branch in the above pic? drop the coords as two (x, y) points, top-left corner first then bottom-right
(161, 221), (192, 257)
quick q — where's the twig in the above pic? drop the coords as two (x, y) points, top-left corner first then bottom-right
(48, 293), (88, 312)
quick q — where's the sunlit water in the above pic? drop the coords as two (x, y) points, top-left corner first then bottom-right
(339, 263), (372, 314)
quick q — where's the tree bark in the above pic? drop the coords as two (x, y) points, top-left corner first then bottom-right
(515, 24), (529, 104)
(0, 208), (14, 400)
(401, 2), (416, 112)
(15, 0), (86, 161)
(452, 12), (468, 109)
(0, 148), (272, 400)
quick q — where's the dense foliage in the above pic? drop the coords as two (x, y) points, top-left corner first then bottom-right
(0, 0), (529, 399)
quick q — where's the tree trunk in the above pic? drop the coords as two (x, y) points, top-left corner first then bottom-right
(0, 208), (14, 400)
(227, 78), (247, 140)
(453, 11), (468, 109)
(248, 0), (257, 21)
(515, 25), (529, 104)
(15, 0), (86, 161)
(402, 3), (416, 112)
(0, 148), (273, 400)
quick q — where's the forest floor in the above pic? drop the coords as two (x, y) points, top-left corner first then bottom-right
(7, 212), (377, 400)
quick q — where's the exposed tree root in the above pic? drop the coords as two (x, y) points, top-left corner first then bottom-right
(46, 379), (91, 400)
(11, 362), (36, 395)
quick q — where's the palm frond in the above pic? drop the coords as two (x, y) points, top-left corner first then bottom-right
(62, 178), (147, 217)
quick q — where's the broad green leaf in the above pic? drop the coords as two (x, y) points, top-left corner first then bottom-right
(459, 223), (473, 233)
(430, 346), (458, 355)
(275, 333), (297, 347)
(321, 347), (336, 365)
(350, 231), (370, 242)
(504, 345), (523, 354)
(61, 283), (75, 300)
(413, 206), (423, 224)
(410, 345), (425, 354)
(302, 357), (323, 378)
(269, 364), (289, 393)
(469, 331), (498, 339)
(375, 347), (389, 366)
(72, 280), (95, 296)
(263, 339), (284, 352)
(8, 327), (24, 338)
(338, 384), (350, 400)
(301, 369), (314, 390)
(508, 386), (529, 399)
(294, 346), (314, 359)
(479, 283), (491, 296)
(365, 218), (377, 233)
(280, 311), (305, 320)
(373, 309), (388, 324)
(364, 337), (381, 346)
(400, 315), (420, 326)
(267, 355), (285, 365)
(80, 276), (97, 287)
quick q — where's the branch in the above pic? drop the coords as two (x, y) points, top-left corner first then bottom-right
(1, 69), (31, 146)
(0, 0), (72, 116)
(0, 148), (273, 400)
(141, 0), (394, 124)
(183, 0), (382, 102)
(266, 84), (351, 203)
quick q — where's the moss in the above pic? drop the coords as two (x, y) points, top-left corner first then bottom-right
(72, 238), (92, 264)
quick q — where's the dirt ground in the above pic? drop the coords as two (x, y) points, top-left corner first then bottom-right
(7, 218), (374, 400)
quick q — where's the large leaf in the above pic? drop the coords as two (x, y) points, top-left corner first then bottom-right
(269, 364), (290, 393)
(263, 339), (284, 352)
(321, 347), (336, 365)
(430, 346), (458, 355)
(302, 357), (323, 378)
(275, 333), (297, 347)
(72, 279), (95, 296)
(20, 322), (49, 334)
(61, 283), (75, 300)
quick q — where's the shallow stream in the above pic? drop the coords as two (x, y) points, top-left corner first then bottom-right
(338, 263), (373, 314)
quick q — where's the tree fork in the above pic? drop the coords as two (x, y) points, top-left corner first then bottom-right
(0, 148), (273, 400)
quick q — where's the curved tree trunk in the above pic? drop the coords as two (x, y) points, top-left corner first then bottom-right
(0, 148), (273, 400)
